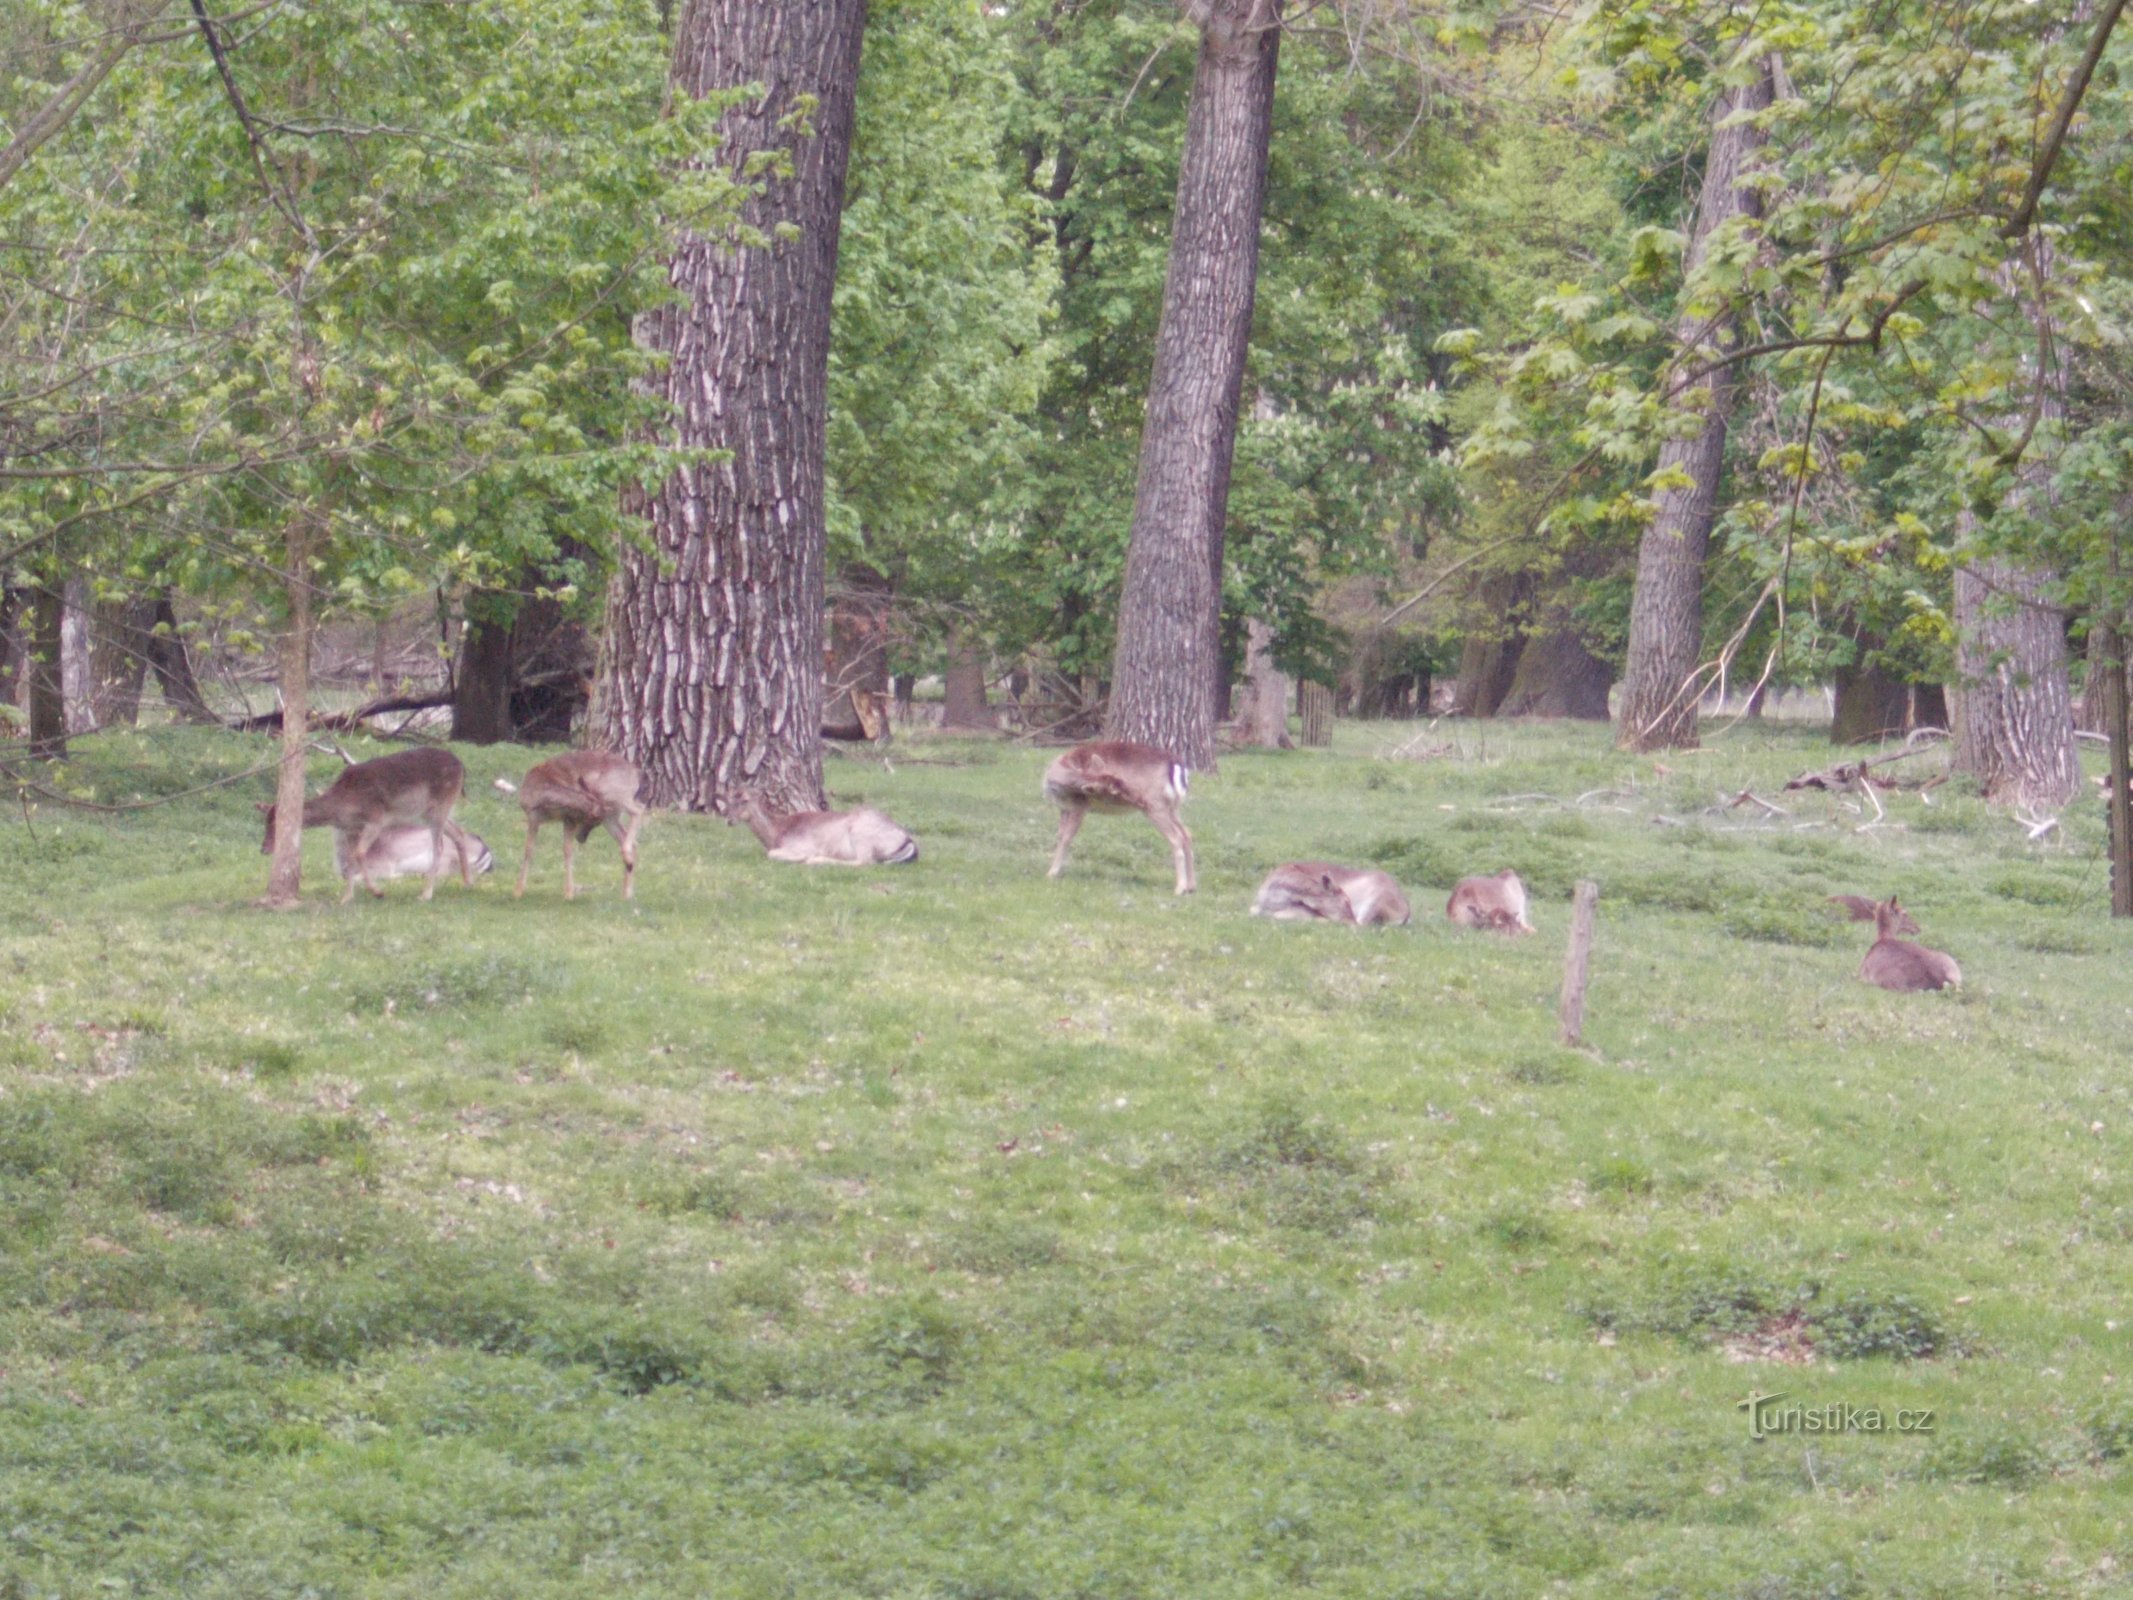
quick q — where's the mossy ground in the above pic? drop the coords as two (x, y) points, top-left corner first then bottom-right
(2, 719), (2130, 1597)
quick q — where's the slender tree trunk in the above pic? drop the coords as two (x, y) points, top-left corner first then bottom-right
(263, 521), (315, 908)
(91, 595), (157, 729)
(940, 626), (991, 729)
(1104, 0), (1282, 771)
(600, 0), (868, 813)
(1616, 60), (1776, 752)
(145, 592), (215, 723)
(60, 577), (94, 735)
(824, 561), (891, 739)
(453, 599), (516, 744)
(26, 583), (65, 761)
(2101, 608), (2131, 917)
(0, 585), (21, 715)
(1242, 616), (1290, 746)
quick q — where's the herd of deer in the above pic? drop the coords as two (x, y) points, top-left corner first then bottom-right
(261, 736), (1962, 993)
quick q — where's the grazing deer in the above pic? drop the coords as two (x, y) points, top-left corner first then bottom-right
(258, 746), (474, 903)
(1860, 896), (1962, 991)
(1042, 740), (1194, 895)
(1252, 863), (1412, 926)
(731, 792), (918, 866)
(1445, 869), (1536, 935)
(501, 750), (648, 901)
(1829, 893), (1920, 933)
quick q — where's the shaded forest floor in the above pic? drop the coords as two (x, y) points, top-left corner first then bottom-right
(2, 720), (2130, 1597)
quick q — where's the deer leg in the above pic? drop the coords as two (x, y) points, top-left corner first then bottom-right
(421, 819), (447, 901)
(443, 816), (475, 889)
(608, 810), (641, 900)
(350, 821), (389, 902)
(562, 828), (578, 901)
(1048, 806), (1086, 879)
(1150, 807), (1195, 896)
(515, 816), (540, 899)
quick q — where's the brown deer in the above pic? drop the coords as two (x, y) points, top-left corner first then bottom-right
(1043, 740), (1194, 895)
(731, 792), (918, 866)
(1252, 863), (1412, 926)
(335, 825), (493, 888)
(1829, 893), (1920, 933)
(1859, 896), (1962, 991)
(258, 746), (474, 903)
(1445, 869), (1536, 935)
(502, 750), (647, 900)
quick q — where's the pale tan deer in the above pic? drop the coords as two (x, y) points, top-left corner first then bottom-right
(1829, 893), (1920, 933)
(1860, 896), (1962, 991)
(335, 825), (493, 888)
(1252, 863), (1412, 926)
(501, 750), (647, 901)
(731, 792), (918, 866)
(1445, 869), (1536, 935)
(1043, 740), (1194, 895)
(258, 746), (474, 903)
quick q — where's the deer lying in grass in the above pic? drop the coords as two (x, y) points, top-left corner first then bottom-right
(1043, 740), (1194, 895)
(731, 792), (918, 866)
(1829, 893), (1920, 933)
(1445, 869), (1535, 935)
(1859, 896), (1961, 991)
(259, 746), (475, 903)
(335, 825), (493, 888)
(497, 750), (647, 901)
(1252, 863), (1412, 926)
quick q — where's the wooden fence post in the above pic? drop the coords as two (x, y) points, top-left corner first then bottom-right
(1299, 680), (1334, 747)
(1559, 879), (1599, 1046)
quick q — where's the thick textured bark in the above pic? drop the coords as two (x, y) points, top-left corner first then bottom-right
(453, 603), (516, 744)
(1242, 617), (1290, 746)
(1830, 648), (1912, 745)
(1104, 0), (1281, 771)
(2078, 623), (2120, 734)
(90, 595), (158, 729)
(824, 562), (891, 740)
(26, 584), (65, 760)
(145, 593), (215, 723)
(1450, 631), (1521, 718)
(1952, 555), (2081, 807)
(940, 627), (991, 729)
(1501, 626), (1612, 719)
(263, 522), (315, 908)
(1616, 61), (1776, 752)
(600, 0), (867, 813)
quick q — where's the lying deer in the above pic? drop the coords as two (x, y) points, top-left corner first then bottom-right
(731, 791), (918, 866)
(335, 824), (493, 887)
(1043, 740), (1194, 895)
(258, 746), (474, 903)
(1860, 896), (1961, 991)
(1252, 863), (1412, 926)
(499, 750), (647, 900)
(1445, 869), (1535, 935)
(1829, 893), (1920, 933)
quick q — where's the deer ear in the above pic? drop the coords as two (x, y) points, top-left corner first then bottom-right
(1887, 895), (1902, 910)
(255, 802), (272, 813)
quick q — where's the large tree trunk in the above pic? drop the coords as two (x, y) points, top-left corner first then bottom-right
(1830, 645), (1912, 745)
(1501, 626), (1611, 719)
(90, 595), (157, 729)
(1616, 60), (1776, 752)
(452, 600), (516, 745)
(1241, 616), (1290, 746)
(1104, 0), (1281, 772)
(26, 583), (65, 761)
(940, 626), (991, 729)
(1449, 631), (1521, 718)
(599, 0), (867, 814)
(1952, 553), (2081, 808)
(144, 592), (215, 723)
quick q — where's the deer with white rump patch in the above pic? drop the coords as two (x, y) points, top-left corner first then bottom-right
(1042, 740), (1194, 895)
(258, 746), (475, 903)
(498, 749), (647, 900)
(337, 825), (493, 887)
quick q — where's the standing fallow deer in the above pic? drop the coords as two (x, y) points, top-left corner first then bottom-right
(498, 750), (647, 900)
(1859, 896), (1962, 991)
(731, 791), (918, 866)
(335, 825), (494, 888)
(1043, 740), (1194, 895)
(1252, 863), (1412, 926)
(1828, 893), (1920, 933)
(258, 746), (474, 904)
(1445, 869), (1536, 935)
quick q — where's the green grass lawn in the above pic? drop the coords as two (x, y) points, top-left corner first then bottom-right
(3, 720), (2131, 1598)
